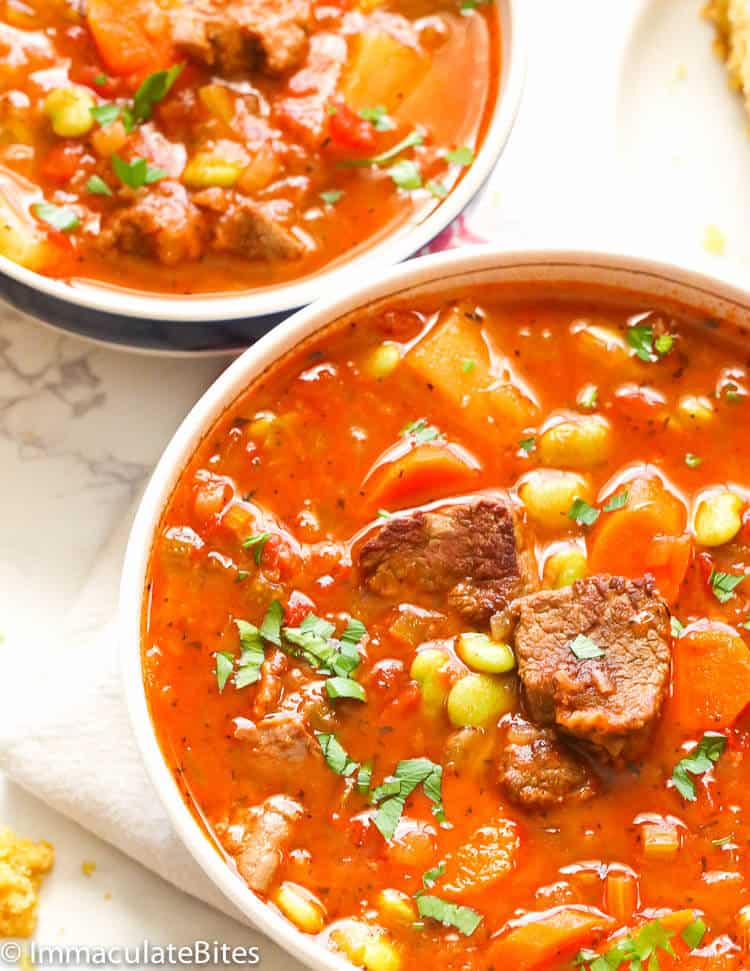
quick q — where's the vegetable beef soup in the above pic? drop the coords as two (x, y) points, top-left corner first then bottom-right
(0, 0), (498, 294)
(144, 291), (750, 970)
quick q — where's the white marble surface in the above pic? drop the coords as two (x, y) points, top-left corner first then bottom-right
(0, 0), (744, 966)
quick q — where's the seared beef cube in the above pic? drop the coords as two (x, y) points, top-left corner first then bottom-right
(100, 182), (206, 265)
(512, 575), (671, 760)
(234, 711), (322, 786)
(170, 0), (311, 76)
(359, 495), (538, 624)
(212, 197), (304, 261)
(226, 795), (303, 892)
(497, 717), (597, 810)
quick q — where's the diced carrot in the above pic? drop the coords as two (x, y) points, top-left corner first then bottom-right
(86, 0), (174, 79)
(670, 626), (750, 733)
(360, 441), (481, 512)
(487, 907), (614, 971)
(588, 476), (690, 602)
(604, 871), (638, 924)
(40, 143), (85, 183)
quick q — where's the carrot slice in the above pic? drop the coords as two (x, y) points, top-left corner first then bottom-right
(671, 626), (750, 733)
(588, 477), (690, 602)
(86, 0), (174, 79)
(487, 907), (614, 971)
(360, 441), (481, 512)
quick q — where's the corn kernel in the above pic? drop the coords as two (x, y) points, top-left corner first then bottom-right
(274, 882), (326, 934)
(376, 889), (417, 925)
(544, 546), (587, 588)
(519, 470), (593, 529)
(43, 86), (95, 137)
(365, 343), (401, 380)
(183, 153), (243, 188)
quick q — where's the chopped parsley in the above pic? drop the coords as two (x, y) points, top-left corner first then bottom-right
(315, 732), (358, 776)
(577, 384), (598, 409)
(243, 531), (270, 565)
(459, 0), (491, 11)
(376, 508), (392, 519)
(111, 154), (166, 189)
(444, 146), (474, 166)
(722, 382), (744, 403)
(214, 651), (234, 693)
(709, 568), (745, 603)
(132, 64), (184, 123)
(711, 834), (734, 847)
(426, 181), (448, 198)
(341, 618), (367, 646)
(326, 676), (366, 701)
(603, 490), (629, 512)
(259, 599), (283, 646)
(86, 175), (113, 197)
(518, 436), (536, 453)
(373, 758), (446, 840)
(90, 103), (122, 127)
(212, 620), (267, 691)
(415, 895), (482, 936)
(422, 864), (445, 889)
(627, 322), (675, 362)
(389, 159), (421, 191)
(461, 359), (476, 374)
(93, 73), (108, 86)
(359, 105), (396, 131)
(320, 189), (343, 205)
(341, 129), (424, 169)
(685, 452), (702, 468)
(356, 761), (373, 794)
(569, 634), (604, 660)
(32, 202), (79, 233)
(567, 498), (600, 526)
(742, 615), (750, 630)
(575, 915), (705, 970)
(670, 616), (685, 637)
(401, 418), (443, 443)
(672, 733), (727, 801)
(233, 620), (266, 688)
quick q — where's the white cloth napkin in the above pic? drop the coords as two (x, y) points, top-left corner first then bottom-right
(0, 505), (246, 925)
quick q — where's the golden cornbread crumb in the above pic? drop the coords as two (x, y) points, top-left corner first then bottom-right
(80, 861), (96, 878)
(675, 63), (687, 80)
(0, 827), (54, 938)
(703, 223), (727, 253)
(705, 0), (750, 112)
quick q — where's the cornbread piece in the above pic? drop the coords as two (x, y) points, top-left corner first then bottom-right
(0, 826), (54, 937)
(706, 0), (750, 116)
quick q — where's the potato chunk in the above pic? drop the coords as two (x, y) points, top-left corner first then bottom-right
(406, 304), (537, 437)
(341, 31), (428, 113)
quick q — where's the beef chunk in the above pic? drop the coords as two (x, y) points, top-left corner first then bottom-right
(512, 575), (671, 759)
(276, 33), (348, 147)
(227, 795), (303, 892)
(359, 495), (538, 624)
(234, 711), (322, 784)
(497, 717), (597, 810)
(212, 196), (304, 260)
(100, 182), (206, 265)
(170, 0), (310, 75)
(252, 650), (288, 721)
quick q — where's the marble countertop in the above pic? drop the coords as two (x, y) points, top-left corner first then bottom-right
(0, 0), (743, 966)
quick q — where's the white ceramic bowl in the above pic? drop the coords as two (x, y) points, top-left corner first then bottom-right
(120, 245), (750, 969)
(0, 0), (526, 354)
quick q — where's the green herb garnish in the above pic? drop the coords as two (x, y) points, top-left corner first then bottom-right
(243, 531), (270, 565)
(567, 498), (600, 526)
(709, 569), (745, 603)
(518, 436), (536, 453)
(341, 129), (424, 168)
(320, 189), (343, 205)
(685, 453), (702, 468)
(577, 384), (598, 409)
(401, 418), (443, 443)
(373, 759), (446, 840)
(32, 202), (79, 233)
(426, 181), (448, 198)
(672, 733), (727, 801)
(111, 154), (166, 189)
(416, 895), (482, 936)
(569, 634), (604, 660)
(627, 322), (675, 362)
(132, 65), (183, 123)
(315, 732), (359, 776)
(603, 490), (629, 512)
(214, 651), (234, 692)
(389, 159), (421, 190)
(86, 175), (113, 196)
(444, 146), (474, 166)
(359, 105), (395, 131)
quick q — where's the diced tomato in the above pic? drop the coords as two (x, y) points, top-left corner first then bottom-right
(285, 590), (317, 627)
(40, 143), (85, 184)
(327, 102), (376, 152)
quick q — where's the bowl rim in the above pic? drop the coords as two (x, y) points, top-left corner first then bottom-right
(120, 242), (750, 969)
(0, 0), (526, 327)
